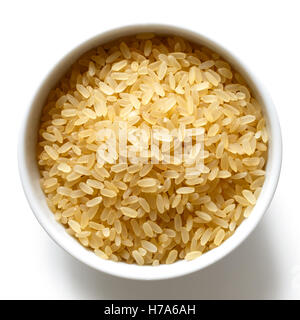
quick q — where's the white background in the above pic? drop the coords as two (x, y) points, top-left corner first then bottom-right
(1, 0), (299, 299)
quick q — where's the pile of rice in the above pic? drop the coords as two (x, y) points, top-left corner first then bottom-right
(37, 33), (268, 265)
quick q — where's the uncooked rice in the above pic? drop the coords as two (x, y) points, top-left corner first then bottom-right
(37, 34), (268, 265)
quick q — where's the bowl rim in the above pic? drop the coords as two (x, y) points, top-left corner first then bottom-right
(18, 23), (282, 280)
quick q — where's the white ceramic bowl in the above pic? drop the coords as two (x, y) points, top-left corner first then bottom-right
(18, 24), (282, 280)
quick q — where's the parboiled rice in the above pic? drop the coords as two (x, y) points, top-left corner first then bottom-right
(37, 34), (268, 265)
